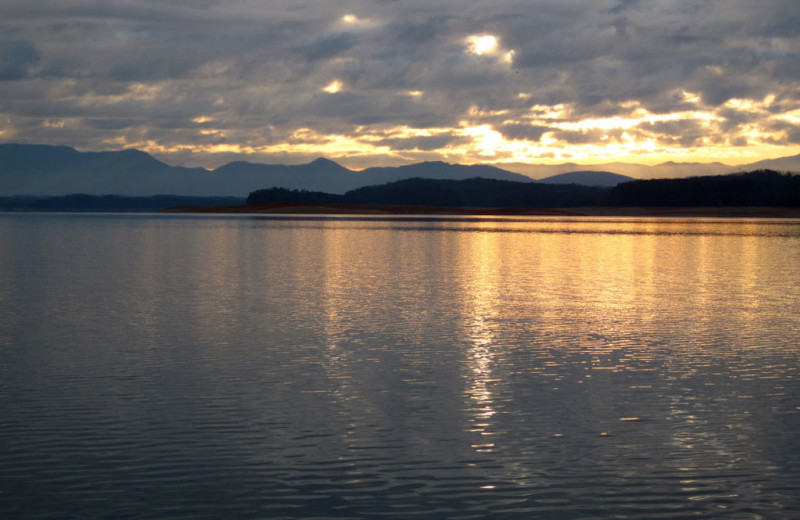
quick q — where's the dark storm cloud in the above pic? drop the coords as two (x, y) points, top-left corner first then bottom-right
(0, 40), (41, 79)
(1, 0), (798, 165)
(505, 1), (799, 113)
(300, 33), (359, 61)
(498, 123), (549, 142)
(766, 121), (800, 145)
(786, 127), (800, 145)
(85, 118), (136, 130)
(384, 15), (456, 46)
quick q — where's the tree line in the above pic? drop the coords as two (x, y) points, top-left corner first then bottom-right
(246, 178), (606, 207)
(607, 170), (800, 206)
(0, 194), (245, 212)
(248, 170), (800, 208)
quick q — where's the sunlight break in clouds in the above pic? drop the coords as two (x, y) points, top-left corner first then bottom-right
(466, 35), (499, 55)
(465, 34), (514, 64)
(340, 13), (374, 27)
(322, 80), (344, 94)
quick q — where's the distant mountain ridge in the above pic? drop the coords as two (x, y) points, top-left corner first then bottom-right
(359, 161), (528, 184)
(503, 155), (800, 179)
(0, 144), (533, 196)
(2, 143), (799, 196)
(0, 144), (206, 196)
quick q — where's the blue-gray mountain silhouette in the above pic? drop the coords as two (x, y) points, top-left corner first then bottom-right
(0, 144), (533, 196)
(4, 143), (799, 197)
(0, 144), (205, 196)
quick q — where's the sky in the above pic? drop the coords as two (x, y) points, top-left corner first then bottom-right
(1, 0), (800, 170)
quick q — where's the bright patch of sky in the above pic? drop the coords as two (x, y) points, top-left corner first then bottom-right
(322, 80), (344, 94)
(467, 35), (499, 55)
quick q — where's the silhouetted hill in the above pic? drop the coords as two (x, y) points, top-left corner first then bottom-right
(244, 178), (607, 208)
(244, 170), (800, 210)
(608, 170), (800, 206)
(538, 171), (634, 187)
(344, 177), (606, 207)
(358, 161), (531, 184)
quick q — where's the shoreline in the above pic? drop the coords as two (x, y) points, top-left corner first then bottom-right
(162, 202), (800, 219)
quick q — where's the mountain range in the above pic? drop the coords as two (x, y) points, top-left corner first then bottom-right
(1, 143), (798, 197)
(0, 144), (531, 196)
(500, 155), (800, 179)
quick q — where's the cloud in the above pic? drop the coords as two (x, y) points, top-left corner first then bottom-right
(0, 40), (41, 79)
(376, 133), (468, 152)
(1, 0), (799, 168)
(300, 33), (359, 61)
(637, 120), (707, 148)
(553, 128), (625, 145)
(498, 123), (549, 142)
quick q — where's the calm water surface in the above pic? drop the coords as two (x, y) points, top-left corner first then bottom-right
(1, 213), (799, 519)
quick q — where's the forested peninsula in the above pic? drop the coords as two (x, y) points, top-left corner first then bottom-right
(239, 170), (800, 214)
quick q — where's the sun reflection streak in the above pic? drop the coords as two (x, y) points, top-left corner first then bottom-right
(459, 227), (505, 452)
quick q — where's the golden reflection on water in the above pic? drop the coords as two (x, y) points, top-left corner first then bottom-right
(267, 217), (800, 465)
(439, 218), (800, 447)
(458, 227), (503, 451)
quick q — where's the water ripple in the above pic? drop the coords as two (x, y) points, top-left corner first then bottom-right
(1, 214), (799, 518)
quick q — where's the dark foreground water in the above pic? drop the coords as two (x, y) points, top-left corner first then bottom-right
(1, 213), (799, 519)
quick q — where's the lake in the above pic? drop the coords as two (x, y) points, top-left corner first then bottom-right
(1, 213), (799, 519)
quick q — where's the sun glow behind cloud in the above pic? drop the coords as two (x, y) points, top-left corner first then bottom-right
(466, 35), (498, 55)
(322, 80), (343, 94)
(341, 13), (374, 27)
(465, 34), (514, 64)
